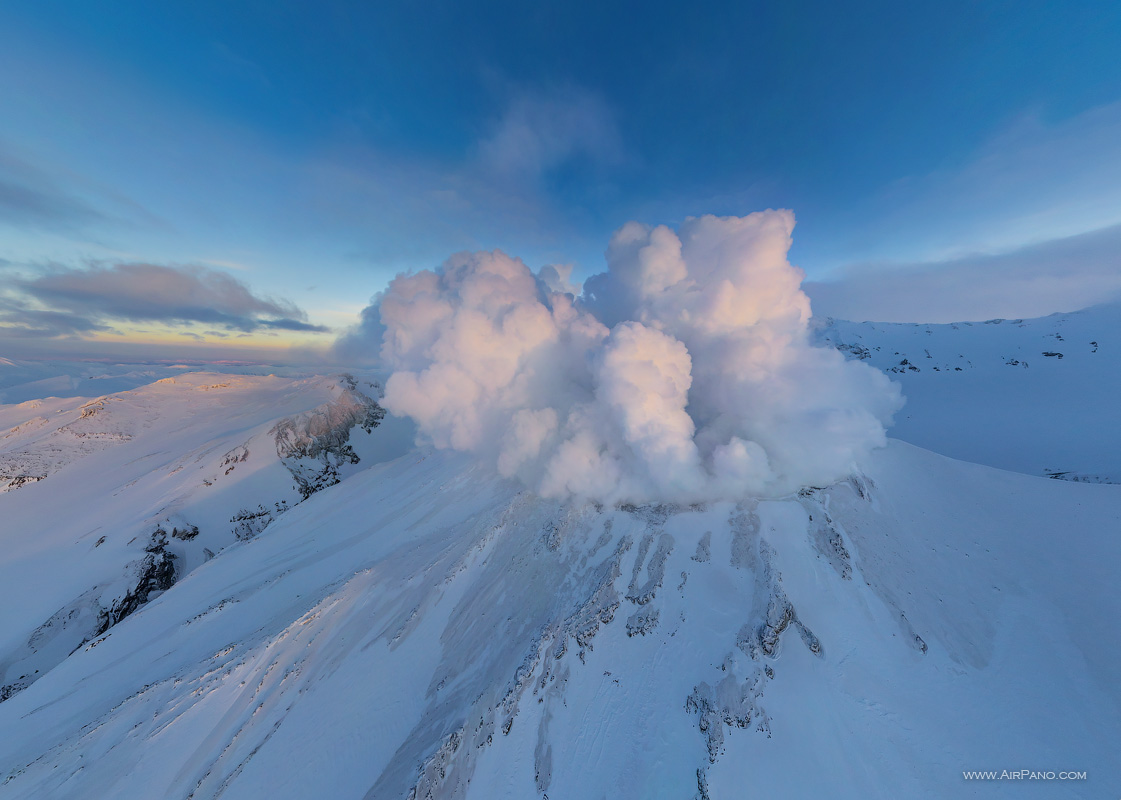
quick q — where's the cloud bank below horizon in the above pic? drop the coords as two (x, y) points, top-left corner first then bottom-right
(364, 211), (903, 504)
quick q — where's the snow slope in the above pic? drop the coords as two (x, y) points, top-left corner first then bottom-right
(0, 437), (1117, 799)
(0, 372), (412, 703)
(817, 300), (1121, 481)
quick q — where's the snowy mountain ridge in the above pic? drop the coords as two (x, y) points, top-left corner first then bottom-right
(816, 300), (1121, 480)
(0, 372), (411, 705)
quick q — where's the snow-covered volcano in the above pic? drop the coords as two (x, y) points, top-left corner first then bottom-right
(0, 389), (1118, 798)
(1, 283), (1119, 798)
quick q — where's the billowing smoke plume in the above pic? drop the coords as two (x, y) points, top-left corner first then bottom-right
(376, 211), (903, 504)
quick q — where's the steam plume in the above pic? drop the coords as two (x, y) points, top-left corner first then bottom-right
(377, 211), (903, 503)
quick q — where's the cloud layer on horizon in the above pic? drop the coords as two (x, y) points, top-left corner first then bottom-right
(0, 261), (329, 341)
(806, 222), (1121, 323)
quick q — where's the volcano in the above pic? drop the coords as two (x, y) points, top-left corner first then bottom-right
(0, 388), (1117, 798)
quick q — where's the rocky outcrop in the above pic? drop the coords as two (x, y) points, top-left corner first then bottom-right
(92, 531), (178, 638)
(0, 471), (45, 492)
(686, 662), (769, 762)
(271, 375), (385, 499)
(230, 502), (290, 541)
(0, 528), (179, 704)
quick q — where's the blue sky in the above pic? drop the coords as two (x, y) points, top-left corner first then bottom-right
(3, 0), (1121, 358)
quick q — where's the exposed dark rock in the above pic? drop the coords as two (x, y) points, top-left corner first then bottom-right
(93, 534), (178, 638)
(169, 524), (199, 541)
(729, 508), (759, 570)
(807, 511), (852, 580)
(406, 730), (464, 800)
(625, 606), (659, 637)
(564, 537), (631, 662)
(696, 767), (711, 800)
(887, 358), (920, 373)
(686, 667), (768, 762)
(691, 532), (712, 563)
(836, 342), (872, 360)
(0, 473), (45, 491)
(627, 533), (674, 605)
(271, 376), (385, 500)
(230, 502), (289, 541)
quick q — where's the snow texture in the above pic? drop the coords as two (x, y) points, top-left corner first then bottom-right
(817, 300), (1121, 480)
(0, 425), (1118, 799)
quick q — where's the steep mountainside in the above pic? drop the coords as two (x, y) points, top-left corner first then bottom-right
(0, 373), (411, 703)
(0, 439), (1117, 799)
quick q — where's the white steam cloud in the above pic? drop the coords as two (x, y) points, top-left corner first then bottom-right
(377, 210), (903, 504)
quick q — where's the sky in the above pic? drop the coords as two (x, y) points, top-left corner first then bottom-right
(3, 0), (1121, 360)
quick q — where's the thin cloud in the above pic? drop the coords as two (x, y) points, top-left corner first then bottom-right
(805, 222), (1121, 322)
(200, 258), (254, 272)
(259, 317), (331, 332)
(475, 87), (624, 184)
(0, 302), (113, 338)
(830, 100), (1121, 270)
(307, 85), (628, 271)
(0, 151), (107, 232)
(0, 143), (164, 241)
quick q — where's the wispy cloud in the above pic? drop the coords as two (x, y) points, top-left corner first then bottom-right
(0, 301), (112, 338)
(827, 100), (1121, 269)
(304, 86), (627, 272)
(0, 149), (107, 233)
(805, 222), (1121, 322)
(475, 87), (624, 185)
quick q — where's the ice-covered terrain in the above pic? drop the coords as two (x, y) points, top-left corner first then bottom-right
(0, 439), (1117, 799)
(0, 303), (1118, 799)
(0, 372), (413, 703)
(818, 300), (1121, 481)
(0, 359), (321, 406)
